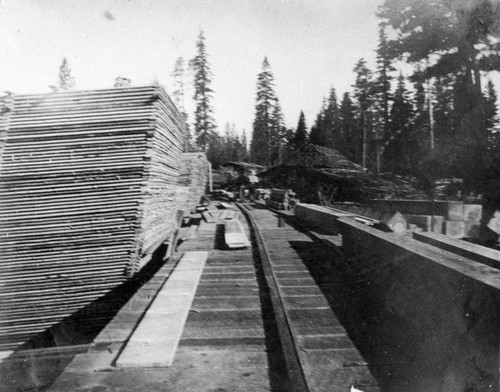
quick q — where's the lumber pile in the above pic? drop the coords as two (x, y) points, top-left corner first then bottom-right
(0, 86), (189, 350)
(175, 152), (209, 216)
(265, 188), (298, 210)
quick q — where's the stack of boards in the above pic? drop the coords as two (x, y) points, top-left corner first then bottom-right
(0, 86), (187, 350)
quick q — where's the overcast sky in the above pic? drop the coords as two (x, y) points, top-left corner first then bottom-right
(0, 0), (383, 135)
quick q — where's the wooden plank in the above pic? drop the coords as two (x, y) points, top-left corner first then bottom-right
(224, 219), (250, 249)
(115, 251), (208, 368)
(413, 231), (500, 269)
(202, 211), (215, 223)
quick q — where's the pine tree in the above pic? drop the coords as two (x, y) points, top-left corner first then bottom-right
(309, 99), (327, 147)
(352, 58), (374, 169)
(310, 89), (342, 150)
(171, 57), (187, 114)
(190, 30), (216, 151)
(270, 99), (286, 165)
(384, 73), (414, 174)
(205, 134), (225, 168)
(241, 130), (249, 159)
(433, 75), (455, 149)
(374, 26), (394, 136)
(291, 111), (308, 150)
(171, 57), (193, 152)
(379, 0), (500, 191)
(250, 57), (277, 166)
(323, 88), (341, 150)
(58, 57), (75, 91)
(411, 67), (432, 154)
(339, 92), (358, 161)
(373, 26), (395, 172)
(232, 133), (248, 162)
(485, 79), (499, 152)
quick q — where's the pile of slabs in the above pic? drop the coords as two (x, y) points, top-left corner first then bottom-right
(0, 86), (186, 350)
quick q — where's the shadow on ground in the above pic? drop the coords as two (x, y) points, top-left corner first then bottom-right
(287, 239), (419, 391)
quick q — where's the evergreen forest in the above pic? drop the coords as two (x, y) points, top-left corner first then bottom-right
(54, 1), (500, 202)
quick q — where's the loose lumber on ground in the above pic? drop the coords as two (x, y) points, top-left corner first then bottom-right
(224, 219), (250, 249)
(115, 251), (208, 368)
(0, 86), (194, 351)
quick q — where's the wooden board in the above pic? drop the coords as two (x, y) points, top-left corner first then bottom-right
(115, 251), (208, 368)
(224, 219), (250, 249)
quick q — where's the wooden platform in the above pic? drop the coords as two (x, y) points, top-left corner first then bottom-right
(249, 208), (381, 391)
(13, 204), (391, 392)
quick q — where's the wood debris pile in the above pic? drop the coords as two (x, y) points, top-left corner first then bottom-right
(0, 86), (196, 350)
(260, 144), (428, 204)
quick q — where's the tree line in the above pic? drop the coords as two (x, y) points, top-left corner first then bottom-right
(249, 0), (500, 200)
(53, 0), (500, 199)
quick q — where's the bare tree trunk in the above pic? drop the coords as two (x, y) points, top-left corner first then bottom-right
(362, 110), (368, 170)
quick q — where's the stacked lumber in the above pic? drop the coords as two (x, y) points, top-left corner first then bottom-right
(176, 152), (209, 216)
(0, 86), (186, 350)
(266, 188), (292, 210)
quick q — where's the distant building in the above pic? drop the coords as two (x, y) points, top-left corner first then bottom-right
(220, 161), (266, 183)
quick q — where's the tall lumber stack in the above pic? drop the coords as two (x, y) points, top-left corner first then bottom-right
(0, 86), (186, 350)
(176, 152), (209, 214)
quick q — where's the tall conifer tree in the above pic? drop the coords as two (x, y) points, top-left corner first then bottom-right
(291, 111), (308, 150)
(384, 73), (414, 174)
(352, 58), (374, 168)
(172, 57), (192, 151)
(485, 80), (499, 153)
(309, 99), (327, 147)
(339, 92), (357, 161)
(373, 26), (395, 172)
(190, 30), (216, 151)
(270, 99), (286, 165)
(251, 57), (277, 166)
(324, 88), (341, 150)
(172, 57), (187, 115)
(58, 57), (75, 91)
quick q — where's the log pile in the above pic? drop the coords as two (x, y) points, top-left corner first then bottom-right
(0, 86), (187, 350)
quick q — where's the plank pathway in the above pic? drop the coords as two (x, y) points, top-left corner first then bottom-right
(248, 206), (380, 392)
(4, 203), (384, 392)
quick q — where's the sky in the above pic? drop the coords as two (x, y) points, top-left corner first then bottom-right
(0, 0), (383, 136)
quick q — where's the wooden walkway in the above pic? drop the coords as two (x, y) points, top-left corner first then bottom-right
(250, 206), (380, 392)
(4, 203), (384, 392)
